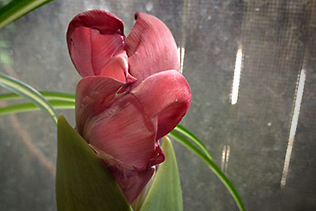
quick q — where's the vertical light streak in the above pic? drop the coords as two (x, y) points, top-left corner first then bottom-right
(221, 145), (226, 171)
(280, 69), (306, 188)
(231, 46), (243, 105)
(221, 145), (231, 173)
(177, 46), (185, 74)
(225, 145), (230, 173)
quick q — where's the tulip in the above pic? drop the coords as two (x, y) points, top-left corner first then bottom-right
(67, 9), (191, 204)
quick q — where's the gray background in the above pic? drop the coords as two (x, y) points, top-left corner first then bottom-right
(0, 0), (315, 210)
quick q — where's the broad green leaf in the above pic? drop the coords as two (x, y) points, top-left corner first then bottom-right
(0, 0), (54, 29)
(0, 72), (58, 124)
(139, 137), (183, 211)
(169, 131), (245, 211)
(56, 114), (132, 211)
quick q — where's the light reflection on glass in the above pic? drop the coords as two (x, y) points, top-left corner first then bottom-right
(280, 69), (306, 188)
(221, 145), (230, 174)
(230, 46), (243, 105)
(177, 46), (185, 74)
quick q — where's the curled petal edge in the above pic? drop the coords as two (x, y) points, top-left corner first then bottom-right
(131, 70), (191, 140)
(67, 10), (125, 77)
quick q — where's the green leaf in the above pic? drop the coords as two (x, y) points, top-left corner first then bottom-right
(169, 131), (245, 211)
(0, 91), (75, 101)
(56, 114), (132, 211)
(0, 92), (24, 101)
(0, 72), (58, 124)
(139, 137), (183, 211)
(0, 92), (75, 116)
(174, 124), (213, 161)
(0, 100), (75, 116)
(0, 0), (54, 29)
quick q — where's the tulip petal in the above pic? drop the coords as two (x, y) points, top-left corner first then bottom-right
(99, 51), (128, 82)
(125, 13), (179, 85)
(80, 93), (165, 203)
(84, 94), (164, 169)
(67, 10), (125, 77)
(75, 76), (125, 135)
(75, 76), (166, 204)
(100, 51), (137, 84)
(131, 70), (191, 140)
(76, 77), (164, 169)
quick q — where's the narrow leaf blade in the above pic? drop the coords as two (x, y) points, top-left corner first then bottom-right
(0, 91), (75, 102)
(39, 91), (75, 101)
(169, 131), (245, 211)
(0, 0), (54, 29)
(56, 114), (132, 211)
(0, 100), (75, 116)
(0, 72), (58, 124)
(174, 124), (213, 161)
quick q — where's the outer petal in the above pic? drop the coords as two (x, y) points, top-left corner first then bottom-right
(83, 94), (163, 169)
(85, 97), (165, 204)
(125, 12), (179, 86)
(131, 70), (191, 140)
(75, 77), (165, 204)
(67, 10), (125, 77)
(76, 77), (164, 169)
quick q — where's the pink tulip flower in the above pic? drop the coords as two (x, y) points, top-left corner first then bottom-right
(67, 9), (191, 204)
